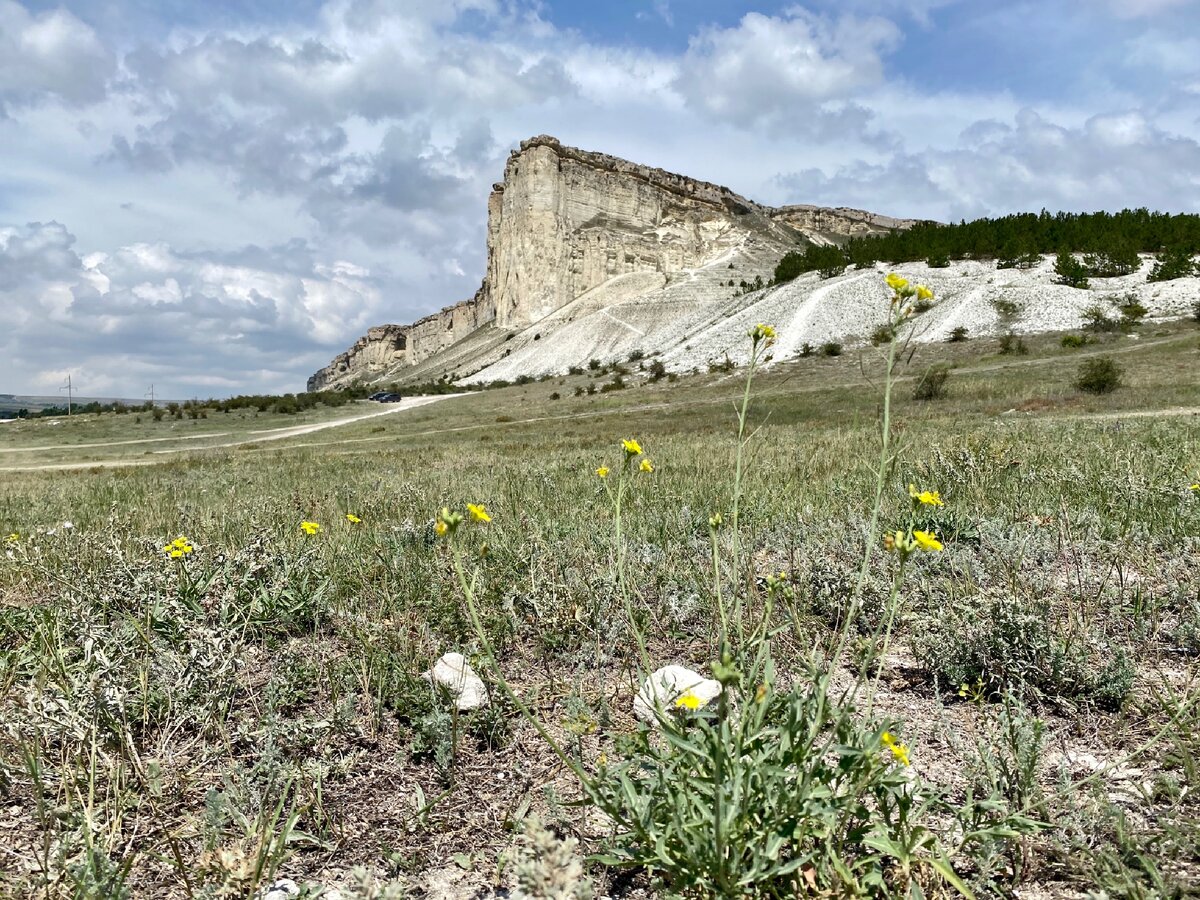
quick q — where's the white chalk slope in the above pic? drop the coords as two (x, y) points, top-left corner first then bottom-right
(461, 255), (1198, 383)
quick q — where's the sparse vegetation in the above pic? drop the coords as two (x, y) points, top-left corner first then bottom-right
(2, 279), (1199, 898)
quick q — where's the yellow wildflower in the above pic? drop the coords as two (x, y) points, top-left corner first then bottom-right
(908, 483), (945, 507)
(885, 273), (909, 293)
(674, 691), (702, 711)
(5, 532), (19, 543)
(912, 530), (943, 552)
(749, 323), (777, 343)
(162, 536), (194, 556)
(1190, 483), (1199, 492)
(467, 503), (492, 523)
(639, 458), (654, 473)
(436, 507), (462, 537)
(345, 513), (362, 524)
(300, 521), (321, 535)
(881, 731), (911, 766)
(596, 466), (610, 478)
(597, 751), (608, 767)
(916, 285), (934, 301)
(622, 438), (643, 456)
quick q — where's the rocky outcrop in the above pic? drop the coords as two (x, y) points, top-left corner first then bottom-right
(483, 135), (798, 330)
(308, 135), (914, 390)
(771, 205), (923, 244)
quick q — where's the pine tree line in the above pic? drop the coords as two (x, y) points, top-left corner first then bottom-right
(774, 208), (1200, 285)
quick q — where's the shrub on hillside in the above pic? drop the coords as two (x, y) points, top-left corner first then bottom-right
(1074, 357), (1123, 394)
(1117, 294), (1148, 331)
(1053, 250), (1089, 288)
(946, 326), (969, 343)
(1192, 299), (1200, 323)
(820, 341), (843, 357)
(998, 333), (1028, 356)
(1060, 334), (1088, 349)
(926, 251), (950, 268)
(1147, 247), (1196, 283)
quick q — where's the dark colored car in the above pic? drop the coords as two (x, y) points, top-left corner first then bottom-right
(378, 392), (404, 403)
(367, 391), (390, 401)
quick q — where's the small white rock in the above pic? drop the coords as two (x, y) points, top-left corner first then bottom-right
(258, 878), (300, 900)
(634, 665), (722, 724)
(423, 652), (489, 710)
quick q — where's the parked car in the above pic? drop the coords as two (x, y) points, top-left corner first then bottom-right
(378, 392), (404, 403)
(367, 391), (391, 401)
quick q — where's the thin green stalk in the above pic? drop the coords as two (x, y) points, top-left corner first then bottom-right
(450, 542), (594, 792)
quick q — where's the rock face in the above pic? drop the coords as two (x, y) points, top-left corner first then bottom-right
(308, 135), (911, 390)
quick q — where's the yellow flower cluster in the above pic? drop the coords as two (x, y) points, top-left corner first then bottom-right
(884, 529), (943, 554)
(598, 438), (653, 478)
(881, 731), (911, 766)
(435, 503), (491, 538)
(748, 323), (777, 345)
(162, 536), (194, 558)
(345, 513), (362, 524)
(300, 521), (321, 535)
(5, 532), (18, 543)
(908, 483), (944, 507)
(885, 273), (934, 317)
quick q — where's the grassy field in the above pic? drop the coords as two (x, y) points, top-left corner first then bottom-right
(2, 313), (1199, 898)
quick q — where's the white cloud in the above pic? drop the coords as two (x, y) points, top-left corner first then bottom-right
(1104, 0), (1198, 18)
(3, 0), (1200, 396)
(674, 9), (900, 131)
(0, 0), (114, 112)
(0, 221), (386, 397)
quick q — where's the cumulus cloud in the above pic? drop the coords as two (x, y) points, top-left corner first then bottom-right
(0, 221), (386, 397)
(3, 0), (1200, 397)
(0, 0), (114, 113)
(777, 108), (1200, 220)
(674, 9), (900, 135)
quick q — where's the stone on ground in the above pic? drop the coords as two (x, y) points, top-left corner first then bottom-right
(423, 652), (489, 710)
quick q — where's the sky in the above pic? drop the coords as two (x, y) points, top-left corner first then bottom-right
(1, 0), (1198, 399)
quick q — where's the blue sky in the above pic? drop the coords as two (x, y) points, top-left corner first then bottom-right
(2, 0), (1198, 398)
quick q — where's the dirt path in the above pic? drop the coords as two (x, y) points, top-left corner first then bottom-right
(0, 396), (462, 472)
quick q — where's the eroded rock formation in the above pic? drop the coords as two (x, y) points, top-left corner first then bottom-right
(308, 135), (912, 391)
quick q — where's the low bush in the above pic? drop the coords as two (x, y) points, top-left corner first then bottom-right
(913, 364), (951, 401)
(946, 326), (969, 343)
(998, 333), (1028, 356)
(820, 341), (843, 357)
(870, 324), (896, 346)
(1060, 334), (1088, 349)
(1074, 357), (1123, 394)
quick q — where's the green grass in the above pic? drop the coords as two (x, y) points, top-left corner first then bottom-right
(1, 320), (1199, 897)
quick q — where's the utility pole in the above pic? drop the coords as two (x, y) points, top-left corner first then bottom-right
(60, 374), (73, 417)
(146, 384), (155, 407)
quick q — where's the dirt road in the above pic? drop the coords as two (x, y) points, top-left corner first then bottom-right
(0, 395), (462, 472)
